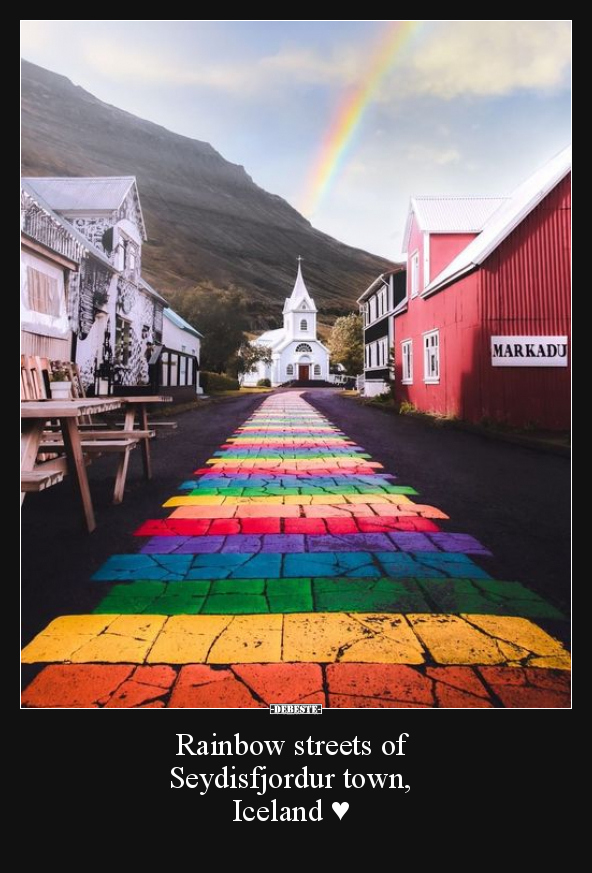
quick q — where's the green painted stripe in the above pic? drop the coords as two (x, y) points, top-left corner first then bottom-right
(92, 577), (565, 619)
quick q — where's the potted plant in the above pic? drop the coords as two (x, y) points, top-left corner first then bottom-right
(50, 368), (72, 400)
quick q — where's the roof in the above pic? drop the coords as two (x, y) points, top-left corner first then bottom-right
(357, 266), (405, 304)
(424, 146), (572, 296)
(21, 181), (115, 271)
(22, 176), (147, 239)
(163, 307), (203, 339)
(139, 278), (168, 306)
(403, 196), (507, 253)
(256, 328), (285, 346)
(283, 260), (317, 313)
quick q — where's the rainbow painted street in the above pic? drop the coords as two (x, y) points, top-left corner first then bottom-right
(21, 393), (570, 708)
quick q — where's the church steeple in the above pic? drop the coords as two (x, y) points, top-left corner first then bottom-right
(283, 258), (317, 314)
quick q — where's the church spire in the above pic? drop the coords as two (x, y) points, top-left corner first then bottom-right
(283, 257), (317, 314)
(290, 256), (307, 300)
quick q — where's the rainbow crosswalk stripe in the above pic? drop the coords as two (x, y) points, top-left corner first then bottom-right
(21, 394), (570, 708)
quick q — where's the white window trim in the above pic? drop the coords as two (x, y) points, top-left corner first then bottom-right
(401, 339), (413, 385)
(365, 338), (392, 372)
(423, 329), (440, 385)
(410, 251), (420, 299)
(423, 232), (430, 290)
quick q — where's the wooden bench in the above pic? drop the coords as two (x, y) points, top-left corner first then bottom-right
(38, 437), (139, 504)
(21, 470), (65, 492)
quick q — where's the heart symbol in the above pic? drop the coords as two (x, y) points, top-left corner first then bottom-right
(332, 802), (349, 820)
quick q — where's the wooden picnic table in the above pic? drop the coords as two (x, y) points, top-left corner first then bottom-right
(102, 395), (173, 480)
(21, 398), (123, 533)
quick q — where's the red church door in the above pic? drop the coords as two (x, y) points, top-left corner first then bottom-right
(298, 364), (310, 381)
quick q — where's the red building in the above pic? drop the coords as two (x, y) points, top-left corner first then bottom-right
(394, 148), (571, 430)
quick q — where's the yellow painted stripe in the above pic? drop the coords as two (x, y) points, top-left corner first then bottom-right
(163, 494), (413, 507)
(21, 613), (570, 668)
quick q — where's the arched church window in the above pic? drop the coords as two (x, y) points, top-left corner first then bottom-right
(286, 364), (294, 376)
(300, 319), (308, 331)
(295, 343), (312, 353)
(314, 364), (321, 376)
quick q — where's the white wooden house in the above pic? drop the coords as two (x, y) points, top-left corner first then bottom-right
(163, 307), (203, 394)
(21, 182), (115, 363)
(22, 176), (165, 392)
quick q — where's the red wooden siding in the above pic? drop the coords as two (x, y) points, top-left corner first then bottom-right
(395, 175), (571, 430)
(429, 233), (477, 283)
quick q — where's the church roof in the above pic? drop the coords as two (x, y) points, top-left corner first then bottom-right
(256, 328), (286, 346)
(283, 260), (317, 313)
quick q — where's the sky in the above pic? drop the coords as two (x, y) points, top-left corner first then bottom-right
(20, 20), (571, 260)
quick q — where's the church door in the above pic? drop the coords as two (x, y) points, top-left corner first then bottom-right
(298, 364), (310, 381)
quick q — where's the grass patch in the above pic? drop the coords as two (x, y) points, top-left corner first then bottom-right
(340, 391), (569, 453)
(211, 387), (274, 397)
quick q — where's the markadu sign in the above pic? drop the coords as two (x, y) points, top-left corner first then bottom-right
(491, 336), (568, 367)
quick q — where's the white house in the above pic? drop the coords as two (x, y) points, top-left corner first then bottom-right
(242, 260), (330, 386)
(21, 176), (165, 391)
(163, 307), (204, 394)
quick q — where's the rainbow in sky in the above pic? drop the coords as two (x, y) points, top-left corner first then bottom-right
(300, 20), (419, 217)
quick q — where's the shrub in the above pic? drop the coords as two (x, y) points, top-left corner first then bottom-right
(373, 391), (392, 404)
(398, 400), (417, 415)
(200, 371), (240, 393)
(256, 378), (271, 388)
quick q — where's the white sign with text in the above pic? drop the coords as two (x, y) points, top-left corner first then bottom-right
(491, 336), (568, 367)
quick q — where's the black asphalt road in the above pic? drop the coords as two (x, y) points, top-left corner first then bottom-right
(305, 390), (571, 619)
(21, 389), (570, 663)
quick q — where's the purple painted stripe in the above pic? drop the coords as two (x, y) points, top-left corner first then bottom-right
(140, 531), (491, 556)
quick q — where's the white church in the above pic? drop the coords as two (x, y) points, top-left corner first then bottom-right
(242, 260), (330, 387)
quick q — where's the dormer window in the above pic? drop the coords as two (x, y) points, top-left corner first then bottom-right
(300, 319), (308, 331)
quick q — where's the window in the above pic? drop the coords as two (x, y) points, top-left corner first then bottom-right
(314, 364), (321, 376)
(300, 319), (308, 331)
(411, 252), (419, 298)
(368, 344), (373, 368)
(286, 364), (294, 376)
(295, 343), (312, 353)
(25, 267), (61, 316)
(401, 340), (413, 384)
(423, 330), (439, 383)
(115, 316), (132, 366)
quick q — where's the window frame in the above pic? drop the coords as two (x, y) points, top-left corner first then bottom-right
(423, 329), (440, 384)
(401, 339), (413, 385)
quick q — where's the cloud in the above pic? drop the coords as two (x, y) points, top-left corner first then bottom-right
(81, 20), (571, 104)
(406, 144), (462, 166)
(82, 38), (362, 94)
(397, 19), (572, 99)
(21, 20), (57, 52)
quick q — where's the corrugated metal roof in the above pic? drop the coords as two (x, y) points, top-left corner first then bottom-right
(21, 181), (115, 271)
(163, 307), (203, 339)
(22, 175), (147, 240)
(414, 196), (507, 231)
(424, 146), (572, 296)
(403, 196), (507, 252)
(22, 176), (136, 211)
